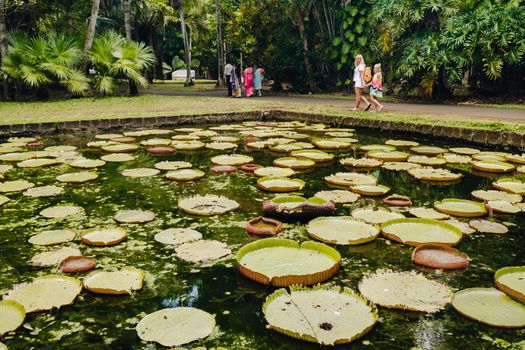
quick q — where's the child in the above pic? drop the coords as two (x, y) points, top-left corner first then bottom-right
(368, 63), (384, 112)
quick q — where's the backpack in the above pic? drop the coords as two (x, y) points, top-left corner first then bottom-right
(364, 66), (372, 84)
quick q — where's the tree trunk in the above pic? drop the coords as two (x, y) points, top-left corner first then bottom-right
(215, 0), (224, 87)
(178, 6), (193, 86)
(123, 0), (132, 41)
(296, 9), (317, 92)
(65, 0), (74, 34)
(82, 0), (101, 70)
(0, 0), (8, 99)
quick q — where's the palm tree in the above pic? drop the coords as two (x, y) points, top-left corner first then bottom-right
(171, 0), (193, 86)
(82, 0), (101, 70)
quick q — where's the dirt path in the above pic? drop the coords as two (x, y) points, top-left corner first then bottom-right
(146, 89), (525, 124)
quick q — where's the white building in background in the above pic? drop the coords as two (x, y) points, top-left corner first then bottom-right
(172, 70), (195, 80)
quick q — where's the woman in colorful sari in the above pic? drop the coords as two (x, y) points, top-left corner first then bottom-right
(243, 66), (254, 97)
(253, 65), (264, 97)
(231, 64), (242, 98)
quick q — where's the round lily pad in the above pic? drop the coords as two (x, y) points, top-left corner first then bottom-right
(351, 184), (390, 196)
(263, 196), (336, 221)
(56, 171), (98, 183)
(449, 147), (480, 155)
(263, 286), (378, 346)
(114, 210), (156, 224)
(236, 238), (340, 286)
(381, 218), (462, 246)
(59, 256), (97, 273)
(0, 152), (36, 162)
(360, 144), (395, 152)
(505, 154), (525, 164)
(495, 266), (525, 303)
(70, 159), (106, 169)
(291, 150), (334, 163)
(471, 190), (522, 203)
(0, 164), (13, 173)
(407, 156), (447, 166)
(472, 160), (515, 173)
(140, 138), (171, 147)
(175, 240), (231, 263)
(121, 168), (160, 178)
(273, 157), (315, 169)
(28, 229), (76, 246)
(0, 300), (26, 336)
(166, 169), (205, 181)
(257, 177), (305, 192)
(442, 153), (471, 164)
(383, 194), (412, 206)
(100, 153), (135, 162)
(23, 185), (64, 197)
(493, 178), (525, 194)
(382, 162), (422, 171)
(307, 216), (379, 245)
(473, 152), (507, 162)
(409, 207), (449, 220)
(351, 208), (405, 224)
(246, 141), (268, 149)
(443, 219), (477, 235)
(313, 190), (360, 204)
(312, 139), (352, 150)
(3, 275), (82, 313)
(434, 199), (487, 217)
(0, 180), (35, 193)
(154, 228), (203, 245)
(147, 146), (176, 155)
(40, 205), (84, 218)
(359, 270), (451, 313)
(412, 244), (469, 269)
(366, 151), (409, 162)
(409, 168), (462, 182)
(44, 145), (77, 152)
(410, 146), (448, 156)
(83, 267), (144, 295)
(95, 133), (123, 140)
(341, 157), (383, 168)
(487, 200), (521, 214)
(0, 195), (9, 207)
(31, 247), (82, 267)
(246, 217), (283, 236)
(325, 172), (377, 187)
(211, 154), (253, 165)
(385, 139), (419, 147)
(269, 143), (304, 153)
(154, 161), (192, 171)
(452, 288), (525, 328)
(81, 227), (127, 246)
(178, 195), (239, 216)
(136, 307), (215, 347)
(17, 158), (60, 168)
(469, 220), (508, 234)
(206, 142), (237, 150)
(101, 144), (139, 153)
(254, 166), (295, 178)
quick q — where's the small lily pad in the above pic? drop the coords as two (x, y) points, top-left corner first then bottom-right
(175, 240), (231, 263)
(114, 210), (156, 224)
(56, 172), (98, 183)
(410, 146), (448, 156)
(166, 169), (205, 181)
(40, 205), (84, 218)
(17, 158), (61, 168)
(31, 247), (82, 267)
(154, 161), (192, 171)
(81, 227), (128, 246)
(254, 166), (295, 178)
(492, 178), (525, 194)
(412, 244), (469, 269)
(471, 160), (515, 173)
(172, 140), (206, 151)
(273, 157), (315, 169)
(154, 228), (203, 245)
(23, 185), (64, 197)
(382, 162), (422, 171)
(409, 208), (449, 220)
(101, 144), (140, 153)
(471, 190), (522, 203)
(59, 256), (97, 273)
(0, 300), (26, 336)
(366, 151), (409, 162)
(313, 190), (360, 204)
(469, 220), (508, 234)
(351, 184), (390, 196)
(0, 180), (35, 193)
(211, 154), (253, 165)
(28, 229), (76, 246)
(121, 168), (160, 178)
(487, 200), (521, 214)
(291, 150), (334, 162)
(100, 153), (136, 162)
(70, 159), (106, 169)
(178, 195), (240, 216)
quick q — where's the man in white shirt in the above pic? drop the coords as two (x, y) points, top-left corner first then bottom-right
(224, 62), (233, 96)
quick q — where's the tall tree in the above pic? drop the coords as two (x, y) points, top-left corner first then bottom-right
(123, 0), (132, 41)
(0, 0), (8, 99)
(215, 0), (224, 87)
(171, 0), (193, 86)
(65, 0), (74, 34)
(82, 0), (101, 70)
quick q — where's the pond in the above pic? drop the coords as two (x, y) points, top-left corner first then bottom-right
(0, 121), (524, 350)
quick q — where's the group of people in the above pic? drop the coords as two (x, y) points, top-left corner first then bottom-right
(352, 54), (384, 112)
(224, 62), (265, 98)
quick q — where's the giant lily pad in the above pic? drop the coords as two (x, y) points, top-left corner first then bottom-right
(17, 158), (60, 168)
(325, 172), (377, 187)
(360, 144), (395, 152)
(366, 151), (409, 162)
(262, 196), (335, 221)
(407, 156), (446, 166)
(263, 286), (378, 346)
(101, 144), (139, 153)
(69, 159), (106, 169)
(178, 195), (239, 216)
(257, 177), (305, 192)
(442, 153), (471, 164)
(385, 139), (419, 147)
(469, 220), (508, 234)
(340, 157), (383, 168)
(56, 172), (98, 183)
(0, 180), (35, 193)
(136, 307), (215, 347)
(314, 190), (360, 204)
(408, 207), (449, 220)
(412, 244), (468, 269)
(154, 228), (203, 245)
(452, 288), (525, 328)
(211, 154), (252, 165)
(81, 227), (127, 246)
(351, 184), (390, 196)
(114, 210), (156, 224)
(206, 141), (237, 150)
(493, 178), (525, 194)
(471, 190), (522, 203)
(0, 152), (36, 162)
(83, 267), (144, 294)
(351, 208), (405, 224)
(0, 300), (25, 336)
(269, 143), (304, 153)
(236, 238), (340, 286)
(175, 240), (231, 263)
(40, 205), (84, 219)
(23, 185), (64, 197)
(165, 169), (205, 181)
(31, 247), (82, 267)
(154, 161), (192, 171)
(291, 150), (334, 162)
(59, 256), (97, 273)
(471, 160), (515, 173)
(307, 216), (379, 245)
(140, 138), (171, 147)
(312, 139), (352, 149)
(382, 162), (422, 171)
(488, 200), (521, 214)
(28, 229), (76, 246)
(381, 218), (462, 246)
(254, 166), (295, 178)
(274, 157), (315, 169)
(3, 275), (82, 313)
(408, 168), (462, 182)
(100, 153), (135, 162)
(45, 145), (77, 152)
(0, 195), (9, 207)
(172, 141), (206, 151)
(434, 199), (487, 217)
(410, 146), (447, 156)
(358, 270), (451, 313)
(121, 168), (160, 178)
(495, 266), (525, 303)
(449, 147), (480, 155)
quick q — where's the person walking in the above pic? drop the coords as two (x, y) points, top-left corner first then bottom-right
(224, 62), (233, 97)
(253, 65), (264, 97)
(231, 63), (242, 98)
(368, 63), (384, 112)
(352, 54), (371, 111)
(243, 66), (254, 97)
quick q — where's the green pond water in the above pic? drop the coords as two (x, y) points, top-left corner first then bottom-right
(0, 123), (524, 350)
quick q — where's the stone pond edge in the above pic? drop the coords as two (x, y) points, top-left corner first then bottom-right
(0, 110), (523, 150)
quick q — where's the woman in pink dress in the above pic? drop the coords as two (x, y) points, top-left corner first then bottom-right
(243, 67), (254, 97)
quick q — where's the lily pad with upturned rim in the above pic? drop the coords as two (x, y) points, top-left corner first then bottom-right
(254, 166), (295, 178)
(366, 151), (409, 162)
(83, 267), (144, 295)
(154, 161), (192, 171)
(495, 266), (525, 303)
(165, 169), (205, 181)
(385, 139), (419, 147)
(70, 159), (106, 169)
(434, 199), (487, 217)
(340, 157), (383, 168)
(312, 139), (352, 150)
(0, 300), (26, 336)
(382, 162), (422, 171)
(101, 144), (140, 153)
(211, 154), (253, 165)
(236, 238), (340, 286)
(274, 157), (315, 169)
(121, 168), (160, 178)
(351, 184), (390, 197)
(257, 177), (305, 192)
(471, 190), (522, 203)
(59, 256), (97, 273)
(246, 217), (283, 236)
(290, 150), (334, 163)
(492, 178), (525, 194)
(307, 216), (379, 245)
(263, 285), (378, 346)
(100, 153), (135, 162)
(410, 146), (448, 156)
(262, 196), (336, 221)
(471, 160), (515, 173)
(412, 244), (468, 269)
(451, 288), (525, 328)
(381, 218), (462, 246)
(487, 200), (521, 214)
(81, 227), (128, 246)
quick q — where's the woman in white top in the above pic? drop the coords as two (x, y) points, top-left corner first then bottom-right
(352, 54), (371, 111)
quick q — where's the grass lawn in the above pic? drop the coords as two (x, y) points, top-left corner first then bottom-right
(150, 80), (224, 91)
(0, 94), (524, 132)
